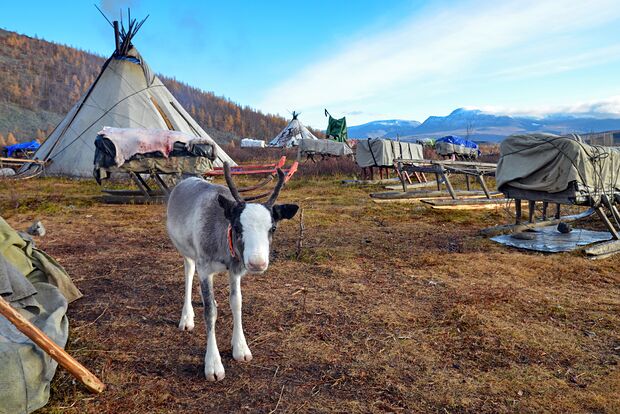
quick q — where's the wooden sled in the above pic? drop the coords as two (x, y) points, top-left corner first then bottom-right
(393, 158), (497, 199)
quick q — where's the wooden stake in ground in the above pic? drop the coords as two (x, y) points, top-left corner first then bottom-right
(0, 296), (105, 394)
(295, 208), (305, 260)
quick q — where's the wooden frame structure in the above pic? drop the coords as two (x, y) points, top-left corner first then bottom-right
(0, 157), (46, 170)
(205, 156), (287, 177)
(369, 158), (507, 208)
(102, 157), (300, 204)
(101, 171), (173, 204)
(393, 158), (497, 199)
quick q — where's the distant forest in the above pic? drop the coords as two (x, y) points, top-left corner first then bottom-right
(0, 29), (318, 146)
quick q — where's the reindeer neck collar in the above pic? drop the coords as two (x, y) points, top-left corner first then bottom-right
(227, 224), (236, 258)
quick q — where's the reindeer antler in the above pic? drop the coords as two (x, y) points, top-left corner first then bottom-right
(223, 162), (243, 203)
(265, 168), (286, 207)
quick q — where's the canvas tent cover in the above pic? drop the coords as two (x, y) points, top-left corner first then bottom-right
(4, 141), (40, 158)
(28, 47), (234, 177)
(325, 115), (348, 142)
(435, 135), (480, 158)
(356, 139), (423, 168)
(269, 116), (318, 147)
(496, 133), (620, 197)
(298, 138), (353, 157)
(0, 217), (81, 414)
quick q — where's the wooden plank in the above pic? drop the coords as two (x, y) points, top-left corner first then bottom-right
(103, 194), (166, 204)
(101, 189), (147, 196)
(440, 170), (457, 200)
(0, 296), (105, 394)
(480, 208), (596, 237)
(341, 177), (400, 186)
(129, 172), (152, 196)
(584, 239), (620, 258)
(528, 200), (536, 222)
(595, 206), (620, 240)
(0, 157), (46, 165)
(421, 198), (512, 206)
(515, 199), (522, 225)
(394, 158), (497, 168)
(384, 181), (437, 190)
(370, 190), (500, 200)
(477, 171), (491, 198)
(429, 203), (507, 210)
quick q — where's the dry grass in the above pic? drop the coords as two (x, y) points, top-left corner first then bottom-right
(1, 176), (619, 414)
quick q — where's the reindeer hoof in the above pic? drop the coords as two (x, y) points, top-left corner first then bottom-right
(178, 313), (195, 331)
(204, 359), (225, 381)
(233, 344), (253, 362)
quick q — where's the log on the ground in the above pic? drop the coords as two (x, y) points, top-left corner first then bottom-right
(584, 239), (620, 259)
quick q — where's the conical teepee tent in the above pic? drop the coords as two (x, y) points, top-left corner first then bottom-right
(27, 17), (235, 177)
(268, 112), (318, 148)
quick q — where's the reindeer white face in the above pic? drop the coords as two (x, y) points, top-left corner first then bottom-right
(218, 198), (299, 274)
(218, 164), (299, 273)
(239, 204), (273, 272)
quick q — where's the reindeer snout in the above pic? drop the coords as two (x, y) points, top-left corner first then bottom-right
(247, 255), (268, 272)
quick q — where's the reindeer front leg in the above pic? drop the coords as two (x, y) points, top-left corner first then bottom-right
(229, 272), (252, 361)
(199, 266), (225, 381)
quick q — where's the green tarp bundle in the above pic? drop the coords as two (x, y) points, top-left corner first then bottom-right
(0, 217), (81, 414)
(496, 133), (620, 198)
(326, 115), (348, 143)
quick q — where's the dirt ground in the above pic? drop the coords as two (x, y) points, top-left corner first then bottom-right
(1, 176), (619, 413)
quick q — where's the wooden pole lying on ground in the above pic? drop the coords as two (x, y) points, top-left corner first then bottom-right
(0, 296), (105, 394)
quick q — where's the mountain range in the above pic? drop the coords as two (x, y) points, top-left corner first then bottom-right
(348, 108), (620, 142)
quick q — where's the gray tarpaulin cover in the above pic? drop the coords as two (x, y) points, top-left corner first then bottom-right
(298, 138), (353, 157)
(356, 139), (423, 168)
(496, 133), (620, 196)
(491, 226), (612, 253)
(0, 217), (80, 414)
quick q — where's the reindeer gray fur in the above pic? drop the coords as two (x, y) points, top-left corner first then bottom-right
(166, 164), (298, 381)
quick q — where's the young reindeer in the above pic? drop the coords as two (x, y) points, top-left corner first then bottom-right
(166, 163), (298, 381)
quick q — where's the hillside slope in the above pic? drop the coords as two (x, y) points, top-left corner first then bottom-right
(0, 28), (297, 144)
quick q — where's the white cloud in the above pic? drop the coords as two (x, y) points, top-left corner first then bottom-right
(259, 0), (620, 127)
(472, 95), (620, 119)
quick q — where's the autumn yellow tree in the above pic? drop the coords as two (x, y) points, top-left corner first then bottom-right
(6, 132), (17, 145)
(0, 133), (6, 147)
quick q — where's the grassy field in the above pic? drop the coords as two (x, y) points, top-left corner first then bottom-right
(1, 174), (619, 413)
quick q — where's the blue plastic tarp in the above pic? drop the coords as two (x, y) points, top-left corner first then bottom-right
(436, 135), (479, 150)
(4, 141), (40, 157)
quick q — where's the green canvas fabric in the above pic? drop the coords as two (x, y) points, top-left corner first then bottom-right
(298, 138), (353, 157)
(0, 217), (82, 303)
(356, 139), (423, 168)
(0, 280), (68, 414)
(326, 116), (348, 142)
(0, 218), (78, 414)
(497, 133), (620, 197)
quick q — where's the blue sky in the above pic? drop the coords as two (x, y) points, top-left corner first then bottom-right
(2, 0), (620, 128)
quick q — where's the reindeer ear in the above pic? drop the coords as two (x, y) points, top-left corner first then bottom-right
(272, 204), (299, 221)
(218, 195), (236, 220)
